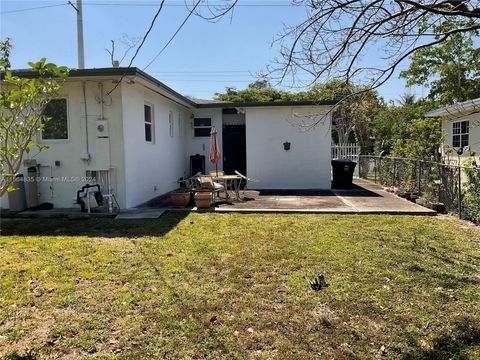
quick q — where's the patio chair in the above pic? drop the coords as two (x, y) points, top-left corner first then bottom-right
(234, 170), (259, 196)
(198, 175), (226, 200)
(177, 172), (202, 190)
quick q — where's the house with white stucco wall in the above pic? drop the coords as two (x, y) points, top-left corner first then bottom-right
(426, 98), (480, 164)
(1, 67), (334, 210)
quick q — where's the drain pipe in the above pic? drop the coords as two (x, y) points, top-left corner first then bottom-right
(81, 81), (90, 160)
(98, 82), (105, 120)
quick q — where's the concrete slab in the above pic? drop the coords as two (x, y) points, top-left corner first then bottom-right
(1, 179), (436, 218)
(115, 209), (165, 219)
(204, 179), (436, 215)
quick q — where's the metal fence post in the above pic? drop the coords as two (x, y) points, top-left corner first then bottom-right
(458, 166), (462, 219)
(374, 157), (377, 184)
(393, 158), (397, 187)
(417, 160), (422, 195)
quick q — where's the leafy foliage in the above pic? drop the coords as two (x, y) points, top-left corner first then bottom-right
(213, 84), (301, 103)
(0, 48), (69, 197)
(372, 102), (443, 160)
(400, 20), (480, 105)
(462, 157), (480, 224)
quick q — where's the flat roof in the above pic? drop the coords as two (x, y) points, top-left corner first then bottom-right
(3, 67), (337, 109)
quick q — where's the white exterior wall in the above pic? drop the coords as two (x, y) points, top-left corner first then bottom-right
(1, 80), (127, 209)
(245, 106), (332, 189)
(442, 114), (480, 163)
(187, 108), (223, 174)
(121, 82), (190, 208)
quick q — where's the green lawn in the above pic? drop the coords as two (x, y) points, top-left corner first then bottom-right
(0, 214), (479, 359)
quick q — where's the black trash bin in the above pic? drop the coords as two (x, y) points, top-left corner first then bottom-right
(331, 159), (357, 189)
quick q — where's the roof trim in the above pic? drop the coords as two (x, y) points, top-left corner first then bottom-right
(425, 97), (480, 119)
(196, 100), (336, 108)
(3, 67), (198, 107)
(3, 67), (338, 109)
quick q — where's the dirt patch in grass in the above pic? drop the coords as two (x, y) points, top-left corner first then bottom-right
(0, 214), (479, 359)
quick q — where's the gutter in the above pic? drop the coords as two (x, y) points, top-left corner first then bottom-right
(425, 97), (480, 119)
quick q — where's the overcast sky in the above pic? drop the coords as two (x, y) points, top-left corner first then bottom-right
(1, 0), (427, 101)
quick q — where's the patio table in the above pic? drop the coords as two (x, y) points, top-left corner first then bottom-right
(213, 174), (243, 201)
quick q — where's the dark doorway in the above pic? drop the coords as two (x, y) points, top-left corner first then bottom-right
(222, 124), (246, 175)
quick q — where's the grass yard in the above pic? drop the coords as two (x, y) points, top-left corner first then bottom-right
(0, 213), (479, 359)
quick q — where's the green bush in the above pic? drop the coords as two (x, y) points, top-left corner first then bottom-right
(462, 158), (480, 224)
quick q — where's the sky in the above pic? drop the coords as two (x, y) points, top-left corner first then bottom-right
(0, 0), (427, 101)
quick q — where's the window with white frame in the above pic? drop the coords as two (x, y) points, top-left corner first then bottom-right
(144, 103), (154, 143)
(193, 117), (211, 137)
(169, 110), (174, 138)
(41, 98), (68, 140)
(452, 120), (469, 148)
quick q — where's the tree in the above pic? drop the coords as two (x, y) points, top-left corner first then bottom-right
(0, 45), (69, 197)
(372, 101), (442, 160)
(213, 81), (302, 102)
(400, 20), (480, 105)
(305, 80), (382, 152)
(248, 79), (271, 90)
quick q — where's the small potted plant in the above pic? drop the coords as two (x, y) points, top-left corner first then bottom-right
(170, 188), (191, 208)
(194, 190), (213, 209)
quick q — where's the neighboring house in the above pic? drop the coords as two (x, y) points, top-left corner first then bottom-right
(426, 98), (480, 163)
(1, 67), (334, 210)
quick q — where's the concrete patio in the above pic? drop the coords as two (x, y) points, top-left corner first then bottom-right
(0, 179), (436, 219)
(168, 179), (436, 215)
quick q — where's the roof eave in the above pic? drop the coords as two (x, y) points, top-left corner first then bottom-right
(196, 100), (337, 109)
(425, 97), (480, 118)
(2, 68), (338, 109)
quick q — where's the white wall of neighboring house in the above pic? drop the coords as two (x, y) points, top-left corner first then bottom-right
(442, 114), (480, 163)
(121, 81), (190, 208)
(1, 79), (128, 209)
(245, 106), (332, 189)
(187, 108), (223, 175)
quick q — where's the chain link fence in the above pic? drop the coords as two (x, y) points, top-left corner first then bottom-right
(358, 155), (480, 223)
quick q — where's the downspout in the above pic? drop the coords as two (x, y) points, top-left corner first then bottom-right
(81, 80), (90, 160)
(98, 82), (105, 120)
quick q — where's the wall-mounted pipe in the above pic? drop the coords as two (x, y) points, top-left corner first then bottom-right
(98, 82), (105, 120)
(81, 80), (90, 160)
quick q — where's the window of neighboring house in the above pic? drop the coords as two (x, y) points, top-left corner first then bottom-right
(144, 103), (154, 143)
(193, 117), (211, 137)
(41, 98), (68, 140)
(452, 120), (469, 148)
(169, 110), (174, 138)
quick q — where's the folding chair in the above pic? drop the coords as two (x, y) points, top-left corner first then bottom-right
(234, 170), (259, 196)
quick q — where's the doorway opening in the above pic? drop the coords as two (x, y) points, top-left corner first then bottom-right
(222, 108), (246, 175)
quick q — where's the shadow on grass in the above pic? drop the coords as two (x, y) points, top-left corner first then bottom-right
(0, 211), (189, 238)
(400, 315), (480, 359)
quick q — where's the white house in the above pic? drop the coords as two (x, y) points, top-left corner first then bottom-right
(1, 67), (334, 210)
(426, 98), (480, 163)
